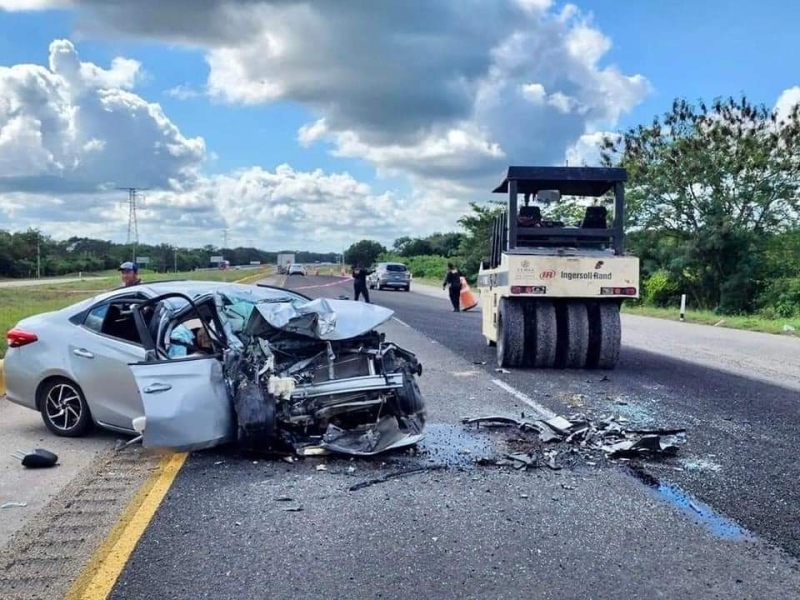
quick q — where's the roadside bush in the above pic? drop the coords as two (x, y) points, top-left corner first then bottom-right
(406, 255), (449, 279)
(757, 278), (800, 318)
(643, 270), (680, 307)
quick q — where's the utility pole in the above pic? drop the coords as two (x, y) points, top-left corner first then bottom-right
(222, 228), (229, 260)
(36, 232), (41, 279)
(173, 246), (178, 273)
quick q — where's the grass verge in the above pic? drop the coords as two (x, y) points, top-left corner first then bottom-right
(623, 304), (800, 336)
(0, 268), (272, 357)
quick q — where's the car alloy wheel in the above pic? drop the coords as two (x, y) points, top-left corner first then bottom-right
(40, 378), (92, 437)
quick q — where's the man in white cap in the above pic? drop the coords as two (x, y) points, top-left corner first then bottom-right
(118, 261), (142, 288)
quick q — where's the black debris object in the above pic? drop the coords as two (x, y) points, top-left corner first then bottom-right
(348, 465), (446, 491)
(11, 448), (59, 469)
(283, 506), (304, 512)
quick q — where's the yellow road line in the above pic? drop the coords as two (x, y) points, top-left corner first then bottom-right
(65, 452), (188, 600)
(0, 358), (5, 395)
(16, 268), (272, 597)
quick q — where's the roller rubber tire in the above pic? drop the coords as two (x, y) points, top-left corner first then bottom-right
(497, 298), (525, 368)
(556, 301), (590, 368)
(587, 302), (621, 369)
(528, 300), (558, 369)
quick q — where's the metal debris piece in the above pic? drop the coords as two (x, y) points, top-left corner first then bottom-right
(506, 453), (537, 470)
(462, 415), (524, 428)
(348, 466), (447, 491)
(275, 496), (293, 502)
(538, 428), (562, 443)
(543, 416), (573, 435)
(495, 368), (511, 374)
(283, 506), (304, 512)
(282, 456), (295, 464)
(463, 411), (686, 466)
(1, 502), (28, 509)
(316, 464), (328, 472)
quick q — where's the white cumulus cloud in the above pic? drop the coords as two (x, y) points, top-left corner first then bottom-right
(0, 39), (205, 193)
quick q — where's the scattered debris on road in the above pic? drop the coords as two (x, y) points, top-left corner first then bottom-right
(11, 448), (59, 468)
(462, 413), (686, 470)
(1, 502), (28, 509)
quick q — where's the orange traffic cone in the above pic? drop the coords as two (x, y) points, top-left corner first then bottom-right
(459, 277), (478, 311)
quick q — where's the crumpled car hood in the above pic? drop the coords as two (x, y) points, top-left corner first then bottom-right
(244, 298), (394, 340)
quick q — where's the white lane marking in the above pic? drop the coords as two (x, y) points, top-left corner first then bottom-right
(392, 317), (411, 328)
(491, 378), (556, 419)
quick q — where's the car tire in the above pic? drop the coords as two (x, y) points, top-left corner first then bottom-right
(405, 285), (410, 292)
(39, 378), (93, 438)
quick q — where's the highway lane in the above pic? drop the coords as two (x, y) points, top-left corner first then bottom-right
(104, 275), (800, 600)
(351, 279), (800, 558)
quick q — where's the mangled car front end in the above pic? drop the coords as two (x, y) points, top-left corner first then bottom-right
(129, 290), (426, 456)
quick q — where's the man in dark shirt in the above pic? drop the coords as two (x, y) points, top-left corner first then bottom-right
(118, 261), (142, 288)
(442, 263), (462, 312)
(352, 263), (371, 303)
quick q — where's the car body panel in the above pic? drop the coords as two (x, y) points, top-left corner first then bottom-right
(246, 298), (393, 341)
(4, 311), (80, 411)
(130, 358), (233, 452)
(67, 327), (145, 429)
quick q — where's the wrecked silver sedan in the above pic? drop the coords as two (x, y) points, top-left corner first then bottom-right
(128, 283), (426, 455)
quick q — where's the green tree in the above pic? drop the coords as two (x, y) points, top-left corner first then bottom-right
(602, 96), (800, 313)
(344, 240), (386, 268)
(456, 202), (505, 278)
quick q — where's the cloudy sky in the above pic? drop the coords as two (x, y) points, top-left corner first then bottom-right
(0, 0), (798, 252)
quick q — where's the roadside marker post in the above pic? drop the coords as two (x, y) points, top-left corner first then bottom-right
(680, 294), (686, 322)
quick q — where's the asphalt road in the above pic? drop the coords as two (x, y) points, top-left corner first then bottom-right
(107, 275), (800, 600)
(362, 279), (800, 558)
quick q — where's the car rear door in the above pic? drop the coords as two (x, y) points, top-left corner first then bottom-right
(69, 295), (148, 430)
(128, 292), (234, 451)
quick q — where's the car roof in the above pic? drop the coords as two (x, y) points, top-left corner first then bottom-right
(65, 280), (303, 313)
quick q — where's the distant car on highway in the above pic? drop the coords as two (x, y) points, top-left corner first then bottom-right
(287, 264), (306, 276)
(368, 262), (411, 291)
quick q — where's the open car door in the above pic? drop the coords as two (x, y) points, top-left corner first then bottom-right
(129, 292), (235, 452)
(129, 359), (233, 451)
